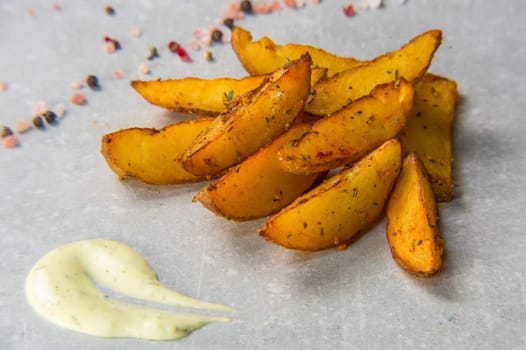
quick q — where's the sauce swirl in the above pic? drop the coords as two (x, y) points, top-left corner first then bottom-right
(26, 239), (232, 340)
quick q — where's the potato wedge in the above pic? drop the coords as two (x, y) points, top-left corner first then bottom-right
(279, 79), (414, 174)
(131, 76), (263, 115)
(400, 73), (458, 202)
(130, 67), (326, 116)
(258, 139), (401, 251)
(386, 152), (444, 276)
(304, 29), (442, 116)
(101, 118), (213, 184)
(181, 54), (312, 177)
(193, 123), (326, 221)
(231, 26), (363, 77)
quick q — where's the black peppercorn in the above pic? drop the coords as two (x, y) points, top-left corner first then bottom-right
(42, 111), (57, 124)
(105, 6), (115, 15)
(0, 126), (13, 138)
(223, 18), (234, 30)
(86, 75), (99, 89)
(32, 116), (44, 129)
(240, 0), (252, 13)
(211, 29), (223, 43)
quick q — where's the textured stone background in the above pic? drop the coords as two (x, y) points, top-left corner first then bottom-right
(1, 1), (525, 349)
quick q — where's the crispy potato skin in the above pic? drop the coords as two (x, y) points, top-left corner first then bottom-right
(193, 123), (326, 221)
(131, 76), (263, 115)
(231, 26), (363, 77)
(386, 152), (444, 276)
(279, 79), (414, 173)
(304, 30), (442, 116)
(180, 54), (312, 177)
(101, 118), (213, 184)
(258, 139), (402, 251)
(130, 68), (326, 116)
(400, 73), (458, 202)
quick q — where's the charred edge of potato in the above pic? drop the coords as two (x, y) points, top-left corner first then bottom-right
(386, 152), (444, 277)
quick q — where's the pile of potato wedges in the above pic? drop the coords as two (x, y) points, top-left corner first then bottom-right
(101, 27), (458, 277)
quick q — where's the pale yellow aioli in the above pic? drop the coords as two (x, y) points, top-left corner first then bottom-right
(25, 239), (232, 340)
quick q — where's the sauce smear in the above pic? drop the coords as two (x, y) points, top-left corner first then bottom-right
(26, 239), (232, 340)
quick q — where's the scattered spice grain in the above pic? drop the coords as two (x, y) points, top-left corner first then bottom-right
(15, 119), (33, 133)
(32, 101), (48, 117)
(71, 93), (87, 105)
(42, 111), (57, 124)
(240, 0), (253, 13)
(71, 80), (83, 89)
(211, 29), (223, 43)
(343, 4), (356, 17)
(223, 18), (234, 29)
(112, 69), (126, 79)
(86, 75), (99, 89)
(1, 126), (14, 138)
(0, 82), (7, 91)
(105, 6), (115, 15)
(147, 47), (159, 60)
(32, 116), (44, 129)
(203, 50), (213, 61)
(2, 135), (18, 148)
(138, 63), (150, 74)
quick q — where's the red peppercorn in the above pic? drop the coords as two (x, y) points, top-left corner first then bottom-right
(343, 5), (356, 17)
(168, 41), (180, 53)
(168, 41), (191, 62)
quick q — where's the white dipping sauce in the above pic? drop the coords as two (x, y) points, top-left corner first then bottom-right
(26, 239), (232, 340)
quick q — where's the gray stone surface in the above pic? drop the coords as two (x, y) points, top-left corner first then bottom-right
(1, 0), (525, 349)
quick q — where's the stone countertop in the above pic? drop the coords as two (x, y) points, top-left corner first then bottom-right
(1, 1), (525, 349)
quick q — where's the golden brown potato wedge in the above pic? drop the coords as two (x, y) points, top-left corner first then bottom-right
(386, 152), (444, 276)
(258, 139), (402, 251)
(193, 123), (326, 221)
(304, 29), (442, 116)
(279, 79), (414, 174)
(231, 26), (364, 77)
(131, 76), (263, 115)
(101, 118), (213, 184)
(400, 73), (458, 202)
(180, 54), (312, 177)
(130, 68), (327, 116)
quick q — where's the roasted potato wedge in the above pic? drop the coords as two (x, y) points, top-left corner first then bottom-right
(130, 68), (326, 116)
(258, 139), (401, 251)
(101, 118), (213, 184)
(131, 76), (263, 115)
(181, 54), (312, 177)
(279, 79), (414, 174)
(304, 29), (442, 116)
(193, 123), (326, 221)
(400, 73), (458, 202)
(386, 152), (444, 276)
(231, 26), (364, 77)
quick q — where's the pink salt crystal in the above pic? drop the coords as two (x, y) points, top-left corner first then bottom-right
(112, 69), (126, 79)
(254, 3), (273, 13)
(138, 63), (150, 74)
(32, 101), (48, 117)
(105, 41), (117, 53)
(311, 0), (321, 4)
(54, 104), (66, 118)
(130, 27), (142, 38)
(2, 135), (19, 148)
(284, 0), (298, 8)
(0, 82), (7, 91)
(224, 2), (244, 20)
(53, 4), (62, 11)
(71, 93), (86, 105)
(15, 119), (33, 133)
(190, 39), (201, 51)
(71, 80), (83, 89)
